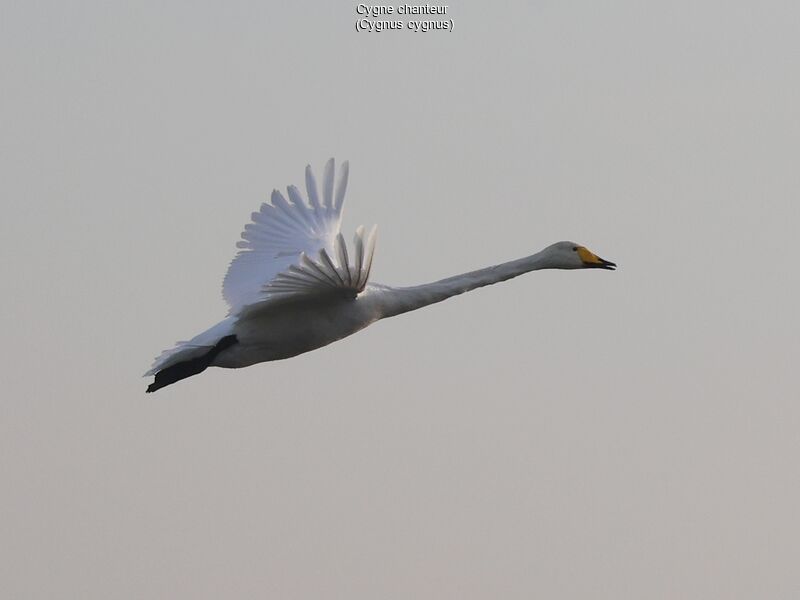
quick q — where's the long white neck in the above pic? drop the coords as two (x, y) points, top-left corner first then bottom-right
(373, 249), (553, 319)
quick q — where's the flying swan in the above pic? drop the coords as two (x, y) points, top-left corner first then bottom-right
(145, 159), (615, 392)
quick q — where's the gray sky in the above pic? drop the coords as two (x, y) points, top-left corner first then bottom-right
(2, 1), (798, 598)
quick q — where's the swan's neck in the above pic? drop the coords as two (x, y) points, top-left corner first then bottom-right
(374, 249), (553, 319)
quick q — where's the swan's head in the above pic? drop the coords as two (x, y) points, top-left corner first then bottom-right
(543, 241), (616, 270)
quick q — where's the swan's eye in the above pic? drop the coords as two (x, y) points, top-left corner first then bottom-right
(572, 246), (578, 251)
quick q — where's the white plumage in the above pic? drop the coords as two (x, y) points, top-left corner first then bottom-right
(145, 159), (615, 392)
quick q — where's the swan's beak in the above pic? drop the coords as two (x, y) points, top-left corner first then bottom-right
(577, 246), (616, 270)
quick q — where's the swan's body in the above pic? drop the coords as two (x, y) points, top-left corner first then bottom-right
(145, 160), (615, 392)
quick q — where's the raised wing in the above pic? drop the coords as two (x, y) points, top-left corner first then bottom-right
(223, 158), (355, 313)
(258, 225), (377, 301)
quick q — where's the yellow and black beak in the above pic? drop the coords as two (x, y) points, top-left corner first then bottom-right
(577, 246), (616, 270)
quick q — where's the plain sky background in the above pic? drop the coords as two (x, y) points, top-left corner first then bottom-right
(2, 1), (798, 598)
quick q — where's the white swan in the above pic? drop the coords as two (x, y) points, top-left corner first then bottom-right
(145, 159), (616, 392)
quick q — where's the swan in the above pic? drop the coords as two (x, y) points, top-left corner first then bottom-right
(145, 159), (616, 392)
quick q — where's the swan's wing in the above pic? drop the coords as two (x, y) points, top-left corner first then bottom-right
(222, 158), (351, 313)
(236, 225), (377, 317)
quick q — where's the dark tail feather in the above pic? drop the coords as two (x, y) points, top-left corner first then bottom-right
(146, 335), (238, 393)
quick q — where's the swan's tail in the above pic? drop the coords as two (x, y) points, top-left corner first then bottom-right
(144, 316), (238, 393)
(146, 335), (237, 393)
